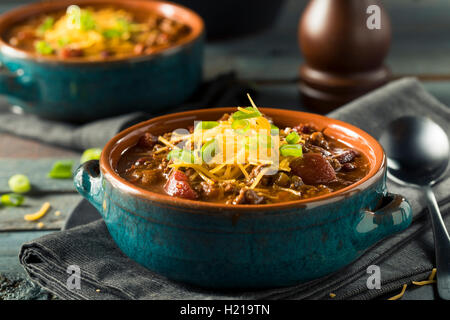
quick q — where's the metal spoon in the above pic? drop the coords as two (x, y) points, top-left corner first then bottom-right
(379, 116), (450, 300)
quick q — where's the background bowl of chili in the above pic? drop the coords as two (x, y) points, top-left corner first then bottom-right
(0, 0), (204, 122)
(74, 107), (413, 288)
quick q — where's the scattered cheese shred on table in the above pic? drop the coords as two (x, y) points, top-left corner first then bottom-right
(428, 268), (437, 281)
(24, 202), (51, 221)
(37, 222), (45, 229)
(388, 284), (407, 300)
(54, 210), (61, 217)
(412, 268), (438, 286)
(329, 293), (336, 298)
(412, 280), (436, 286)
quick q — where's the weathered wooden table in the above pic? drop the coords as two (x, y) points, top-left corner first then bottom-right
(1, 0), (448, 299)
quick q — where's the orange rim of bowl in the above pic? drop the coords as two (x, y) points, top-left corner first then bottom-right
(99, 107), (386, 212)
(0, 0), (204, 65)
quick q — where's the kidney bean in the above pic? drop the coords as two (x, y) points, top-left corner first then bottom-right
(290, 153), (336, 185)
(293, 123), (317, 134)
(333, 149), (358, 164)
(341, 163), (357, 171)
(309, 132), (330, 150)
(290, 175), (304, 189)
(141, 169), (161, 184)
(137, 132), (158, 149)
(244, 189), (265, 204)
(199, 182), (221, 200)
(164, 170), (198, 200)
(274, 172), (290, 187)
(59, 48), (83, 58)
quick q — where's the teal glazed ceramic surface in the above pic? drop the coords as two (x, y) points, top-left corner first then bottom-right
(74, 108), (413, 288)
(0, 0), (204, 122)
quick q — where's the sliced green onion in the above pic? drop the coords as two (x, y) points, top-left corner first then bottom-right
(48, 161), (74, 179)
(195, 121), (219, 131)
(80, 148), (102, 164)
(270, 124), (279, 135)
(35, 41), (53, 55)
(280, 144), (303, 157)
(38, 17), (54, 33)
(231, 107), (261, 120)
(1, 193), (25, 207)
(247, 134), (272, 150)
(57, 37), (70, 47)
(167, 149), (194, 163)
(102, 29), (122, 39)
(8, 174), (31, 194)
(116, 17), (131, 33)
(231, 119), (250, 134)
(286, 131), (300, 144)
(80, 10), (95, 31)
(201, 139), (217, 163)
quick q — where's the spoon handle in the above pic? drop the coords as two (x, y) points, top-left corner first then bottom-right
(424, 186), (450, 300)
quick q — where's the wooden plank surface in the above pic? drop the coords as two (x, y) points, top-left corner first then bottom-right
(0, 0), (448, 300)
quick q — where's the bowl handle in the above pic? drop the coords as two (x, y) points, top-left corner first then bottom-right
(354, 193), (413, 250)
(74, 160), (104, 213)
(0, 63), (36, 101)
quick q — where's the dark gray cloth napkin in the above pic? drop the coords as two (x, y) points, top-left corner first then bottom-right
(0, 72), (253, 151)
(19, 78), (450, 300)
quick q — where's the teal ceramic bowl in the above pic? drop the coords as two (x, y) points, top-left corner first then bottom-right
(0, 0), (204, 122)
(74, 108), (413, 289)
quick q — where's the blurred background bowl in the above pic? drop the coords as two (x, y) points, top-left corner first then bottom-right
(0, 0), (204, 122)
(174, 0), (286, 40)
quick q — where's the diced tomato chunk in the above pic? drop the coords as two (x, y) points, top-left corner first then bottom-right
(164, 170), (198, 200)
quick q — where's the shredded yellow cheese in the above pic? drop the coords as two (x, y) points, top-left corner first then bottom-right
(224, 165), (232, 179)
(24, 202), (51, 221)
(158, 136), (178, 149)
(197, 171), (215, 185)
(238, 106), (253, 113)
(388, 284), (407, 300)
(428, 268), (437, 281)
(250, 168), (268, 189)
(154, 146), (169, 154)
(37, 222), (45, 229)
(411, 268), (438, 286)
(276, 186), (302, 197)
(329, 293), (336, 298)
(210, 163), (227, 174)
(169, 163), (219, 181)
(412, 280), (436, 286)
(237, 163), (250, 179)
(247, 93), (260, 112)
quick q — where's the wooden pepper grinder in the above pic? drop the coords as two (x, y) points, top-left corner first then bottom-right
(298, 0), (391, 113)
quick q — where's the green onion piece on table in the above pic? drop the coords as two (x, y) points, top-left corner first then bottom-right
(195, 121), (219, 131)
(1, 193), (25, 207)
(231, 107), (261, 120)
(280, 144), (303, 157)
(286, 131), (301, 144)
(48, 160), (74, 179)
(80, 148), (102, 164)
(8, 174), (31, 194)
